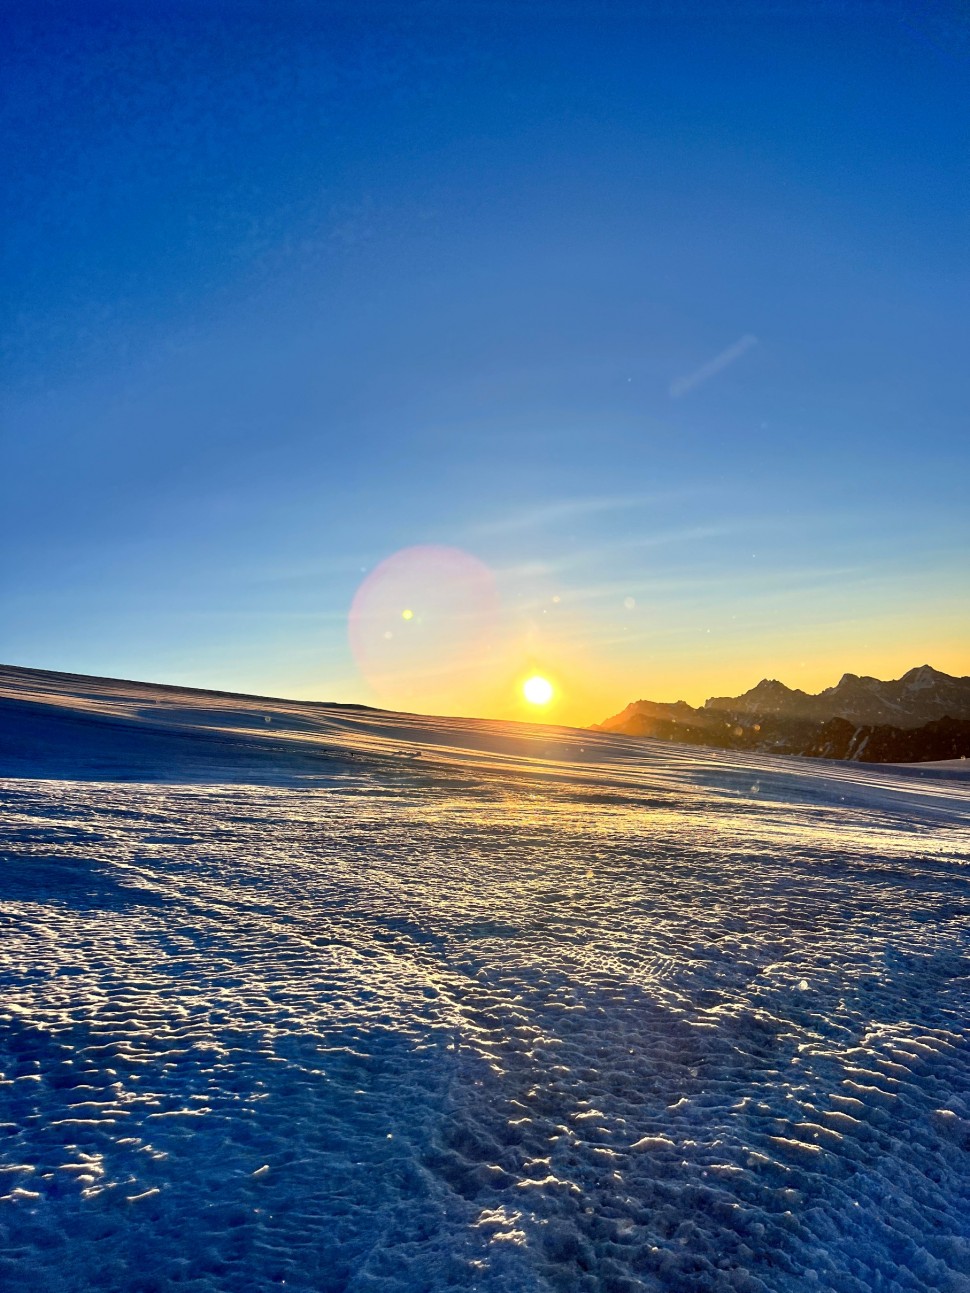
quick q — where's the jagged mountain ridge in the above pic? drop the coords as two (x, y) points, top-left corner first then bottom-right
(703, 664), (970, 727)
(594, 666), (970, 763)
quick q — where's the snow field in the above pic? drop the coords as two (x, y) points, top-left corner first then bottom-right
(0, 672), (968, 1291)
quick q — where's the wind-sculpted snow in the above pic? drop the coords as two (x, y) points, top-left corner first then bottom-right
(0, 668), (968, 1292)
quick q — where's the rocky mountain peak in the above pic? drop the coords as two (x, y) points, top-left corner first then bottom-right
(596, 665), (970, 749)
(901, 664), (945, 690)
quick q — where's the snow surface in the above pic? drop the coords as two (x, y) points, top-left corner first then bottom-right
(1, 668), (969, 1293)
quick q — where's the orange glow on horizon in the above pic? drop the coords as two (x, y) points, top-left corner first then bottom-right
(341, 546), (969, 731)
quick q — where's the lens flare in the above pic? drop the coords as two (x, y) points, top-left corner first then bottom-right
(523, 675), (554, 705)
(348, 545), (500, 712)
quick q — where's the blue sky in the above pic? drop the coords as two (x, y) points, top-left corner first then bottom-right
(3, 1), (967, 723)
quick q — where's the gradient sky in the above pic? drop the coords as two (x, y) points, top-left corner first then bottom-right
(3, 1), (968, 726)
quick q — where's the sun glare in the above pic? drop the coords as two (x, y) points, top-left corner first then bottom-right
(523, 674), (554, 705)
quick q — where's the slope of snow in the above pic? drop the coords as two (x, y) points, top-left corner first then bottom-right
(1, 667), (968, 1292)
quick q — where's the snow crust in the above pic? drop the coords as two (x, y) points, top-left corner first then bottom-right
(1, 669), (968, 1292)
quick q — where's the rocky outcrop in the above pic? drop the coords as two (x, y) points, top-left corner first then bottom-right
(805, 715), (970, 763)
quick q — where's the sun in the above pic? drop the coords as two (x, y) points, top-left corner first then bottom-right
(523, 674), (554, 705)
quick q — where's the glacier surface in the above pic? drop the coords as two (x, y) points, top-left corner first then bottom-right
(0, 668), (968, 1292)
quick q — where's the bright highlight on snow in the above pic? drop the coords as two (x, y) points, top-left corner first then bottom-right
(522, 674), (554, 705)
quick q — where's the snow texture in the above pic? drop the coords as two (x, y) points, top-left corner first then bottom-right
(1, 668), (968, 1292)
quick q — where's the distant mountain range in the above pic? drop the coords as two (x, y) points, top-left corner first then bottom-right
(593, 666), (970, 763)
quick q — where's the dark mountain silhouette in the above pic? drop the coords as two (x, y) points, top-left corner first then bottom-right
(805, 715), (970, 762)
(594, 666), (970, 763)
(704, 665), (970, 726)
